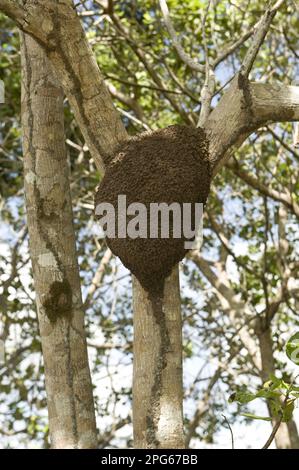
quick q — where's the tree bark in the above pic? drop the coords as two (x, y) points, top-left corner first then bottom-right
(257, 322), (299, 449)
(205, 77), (299, 174)
(133, 268), (185, 448)
(21, 33), (97, 448)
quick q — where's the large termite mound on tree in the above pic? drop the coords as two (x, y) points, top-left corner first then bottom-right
(95, 125), (211, 295)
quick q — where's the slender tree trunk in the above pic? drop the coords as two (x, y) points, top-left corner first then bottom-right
(21, 34), (97, 448)
(286, 420), (299, 450)
(257, 323), (299, 449)
(3, 0), (297, 450)
(133, 267), (185, 448)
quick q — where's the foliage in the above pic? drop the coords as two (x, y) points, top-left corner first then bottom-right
(230, 373), (299, 424)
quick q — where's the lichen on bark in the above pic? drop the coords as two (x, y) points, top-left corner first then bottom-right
(43, 279), (73, 323)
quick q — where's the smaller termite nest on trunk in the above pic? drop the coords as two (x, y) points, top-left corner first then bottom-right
(43, 279), (73, 323)
(95, 125), (211, 295)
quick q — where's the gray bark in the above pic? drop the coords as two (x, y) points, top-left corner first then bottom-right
(21, 33), (97, 448)
(133, 268), (185, 448)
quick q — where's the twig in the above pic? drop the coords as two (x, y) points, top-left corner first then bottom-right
(262, 373), (299, 449)
(103, 74), (183, 95)
(213, 27), (256, 67)
(116, 107), (151, 131)
(197, 0), (215, 127)
(222, 414), (235, 449)
(262, 414), (283, 449)
(83, 248), (113, 309)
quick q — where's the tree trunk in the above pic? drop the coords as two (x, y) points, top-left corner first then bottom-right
(133, 267), (185, 448)
(257, 323), (299, 449)
(21, 33), (97, 448)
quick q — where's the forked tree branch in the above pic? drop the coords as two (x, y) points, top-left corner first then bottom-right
(159, 0), (257, 73)
(205, 78), (299, 174)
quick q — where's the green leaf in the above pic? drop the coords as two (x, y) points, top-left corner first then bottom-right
(229, 391), (256, 404)
(256, 389), (281, 400)
(263, 375), (289, 391)
(241, 413), (272, 421)
(282, 400), (295, 423)
(286, 333), (299, 365)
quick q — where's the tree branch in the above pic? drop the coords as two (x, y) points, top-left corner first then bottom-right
(108, 7), (191, 122)
(240, 0), (286, 77)
(204, 79), (299, 174)
(188, 250), (261, 371)
(83, 248), (112, 309)
(0, 0), (127, 172)
(197, 0), (215, 128)
(226, 159), (299, 217)
(213, 27), (255, 68)
(0, 0), (25, 25)
(186, 368), (221, 446)
(159, 0), (205, 73)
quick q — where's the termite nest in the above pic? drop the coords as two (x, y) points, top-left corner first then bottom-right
(95, 125), (211, 295)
